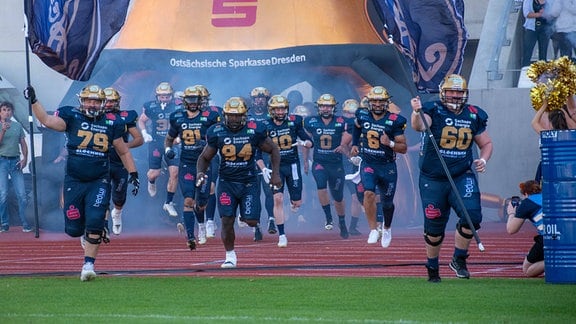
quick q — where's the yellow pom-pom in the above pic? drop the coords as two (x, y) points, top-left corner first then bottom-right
(528, 56), (576, 111)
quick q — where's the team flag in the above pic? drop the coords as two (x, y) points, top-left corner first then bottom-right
(371, 0), (467, 92)
(24, 0), (130, 81)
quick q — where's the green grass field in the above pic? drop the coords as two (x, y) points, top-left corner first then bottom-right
(2, 276), (575, 323)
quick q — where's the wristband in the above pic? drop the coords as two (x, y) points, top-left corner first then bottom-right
(479, 158), (487, 165)
(389, 141), (395, 149)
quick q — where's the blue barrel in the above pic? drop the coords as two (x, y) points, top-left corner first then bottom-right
(540, 129), (576, 284)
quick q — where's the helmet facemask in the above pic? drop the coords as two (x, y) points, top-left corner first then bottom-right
(80, 98), (105, 118)
(103, 87), (121, 113)
(78, 85), (106, 118)
(251, 96), (268, 115)
(315, 94), (337, 119)
(440, 90), (468, 114)
(223, 97), (248, 131)
(267, 95), (290, 122)
(439, 74), (468, 114)
(183, 96), (202, 112)
(104, 100), (120, 113)
(250, 87), (270, 115)
(225, 113), (247, 131)
(195, 85), (211, 109)
(271, 107), (288, 122)
(368, 99), (390, 116)
(155, 82), (174, 107)
(366, 86), (391, 116)
(318, 105), (335, 119)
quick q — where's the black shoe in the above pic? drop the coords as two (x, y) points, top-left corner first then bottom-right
(449, 255), (470, 279)
(348, 226), (362, 236)
(187, 239), (197, 251)
(254, 226), (263, 241)
(339, 223), (349, 239)
(426, 265), (441, 283)
(268, 220), (277, 234)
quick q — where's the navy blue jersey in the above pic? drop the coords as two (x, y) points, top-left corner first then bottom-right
(344, 116), (356, 135)
(142, 100), (180, 140)
(354, 108), (407, 164)
(248, 113), (271, 164)
(515, 193), (544, 235)
(304, 115), (346, 164)
(418, 101), (488, 179)
(248, 112), (270, 123)
(110, 109), (139, 165)
(205, 105), (223, 119)
(264, 115), (311, 165)
(168, 109), (220, 163)
(56, 106), (126, 181)
(206, 119), (268, 182)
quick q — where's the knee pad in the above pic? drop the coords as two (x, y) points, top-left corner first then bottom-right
(65, 226), (84, 238)
(424, 232), (444, 246)
(84, 230), (103, 245)
(456, 223), (474, 240)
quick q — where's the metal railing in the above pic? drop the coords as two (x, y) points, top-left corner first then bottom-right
(487, 0), (520, 81)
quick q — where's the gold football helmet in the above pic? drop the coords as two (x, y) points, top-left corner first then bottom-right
(78, 85), (106, 117)
(250, 87), (271, 114)
(155, 82), (173, 104)
(250, 87), (271, 99)
(293, 105), (311, 118)
(366, 86), (391, 115)
(268, 95), (290, 121)
(155, 82), (173, 95)
(342, 99), (359, 115)
(103, 87), (121, 112)
(316, 93), (337, 118)
(181, 86), (203, 112)
(439, 74), (468, 113)
(223, 97), (248, 131)
(192, 84), (210, 107)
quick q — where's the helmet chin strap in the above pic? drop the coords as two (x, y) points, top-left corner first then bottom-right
(446, 103), (463, 113)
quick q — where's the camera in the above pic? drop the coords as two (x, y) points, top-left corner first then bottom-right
(510, 196), (521, 208)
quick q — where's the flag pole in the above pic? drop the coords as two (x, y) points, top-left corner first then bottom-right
(23, 11), (41, 238)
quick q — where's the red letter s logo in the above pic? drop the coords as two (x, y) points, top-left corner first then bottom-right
(212, 0), (257, 27)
